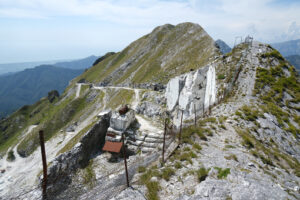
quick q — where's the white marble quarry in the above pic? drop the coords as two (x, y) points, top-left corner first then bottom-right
(178, 68), (206, 115)
(204, 65), (216, 109)
(165, 65), (217, 119)
(165, 76), (182, 111)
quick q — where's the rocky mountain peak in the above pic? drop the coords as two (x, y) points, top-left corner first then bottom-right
(74, 22), (217, 86)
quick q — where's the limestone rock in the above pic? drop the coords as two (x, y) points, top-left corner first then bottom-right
(180, 177), (290, 200)
(136, 101), (162, 117)
(110, 186), (146, 200)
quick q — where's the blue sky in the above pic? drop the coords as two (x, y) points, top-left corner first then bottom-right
(0, 0), (300, 63)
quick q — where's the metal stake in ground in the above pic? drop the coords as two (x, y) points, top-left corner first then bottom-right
(39, 130), (47, 199)
(121, 133), (129, 187)
(179, 109), (183, 144)
(194, 102), (197, 127)
(162, 118), (167, 164)
(202, 102), (205, 118)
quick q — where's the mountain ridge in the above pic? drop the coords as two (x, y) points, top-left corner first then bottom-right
(286, 54), (300, 72)
(0, 22), (299, 200)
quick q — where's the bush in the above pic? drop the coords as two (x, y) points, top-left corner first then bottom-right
(174, 161), (182, 169)
(161, 167), (175, 181)
(220, 124), (227, 130)
(224, 154), (238, 162)
(183, 147), (191, 151)
(218, 74), (225, 79)
(237, 129), (255, 149)
(179, 152), (193, 164)
(7, 150), (15, 161)
(192, 143), (202, 151)
(215, 167), (231, 179)
(146, 181), (161, 200)
(259, 155), (274, 166)
(138, 166), (146, 173)
(181, 126), (207, 143)
(189, 151), (197, 158)
(235, 110), (242, 117)
(195, 129), (207, 141)
(140, 169), (160, 185)
(250, 150), (259, 158)
(197, 167), (209, 182)
(225, 145), (236, 149)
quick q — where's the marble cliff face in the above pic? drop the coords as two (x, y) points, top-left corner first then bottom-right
(165, 64), (217, 123)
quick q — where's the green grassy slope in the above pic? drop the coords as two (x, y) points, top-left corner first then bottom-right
(75, 22), (218, 86)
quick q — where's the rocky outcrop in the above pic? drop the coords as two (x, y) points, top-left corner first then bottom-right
(46, 112), (111, 198)
(136, 101), (162, 117)
(178, 177), (291, 200)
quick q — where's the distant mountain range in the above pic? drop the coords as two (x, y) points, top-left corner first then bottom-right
(286, 55), (300, 72)
(0, 55), (99, 75)
(0, 65), (83, 117)
(271, 39), (300, 57)
(0, 55), (99, 117)
(53, 55), (98, 70)
(0, 60), (59, 75)
(215, 39), (232, 54)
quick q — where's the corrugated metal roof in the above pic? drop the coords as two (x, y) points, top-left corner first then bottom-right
(102, 141), (123, 153)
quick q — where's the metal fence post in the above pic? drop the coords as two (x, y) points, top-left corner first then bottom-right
(162, 118), (167, 164)
(122, 133), (129, 187)
(179, 110), (183, 144)
(194, 102), (197, 127)
(39, 130), (47, 199)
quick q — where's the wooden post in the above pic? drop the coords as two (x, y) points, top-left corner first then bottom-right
(39, 130), (47, 200)
(122, 133), (129, 187)
(162, 118), (167, 164)
(179, 110), (183, 144)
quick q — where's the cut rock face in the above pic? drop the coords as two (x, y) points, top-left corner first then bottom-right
(165, 65), (217, 120)
(110, 109), (135, 132)
(165, 76), (183, 111)
(204, 65), (216, 109)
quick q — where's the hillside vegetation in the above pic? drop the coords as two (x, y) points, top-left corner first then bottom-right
(74, 23), (218, 86)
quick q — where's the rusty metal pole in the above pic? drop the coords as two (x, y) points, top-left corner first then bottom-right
(162, 118), (167, 164)
(194, 102), (197, 127)
(39, 130), (47, 200)
(202, 102), (205, 118)
(179, 110), (183, 144)
(122, 133), (129, 187)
